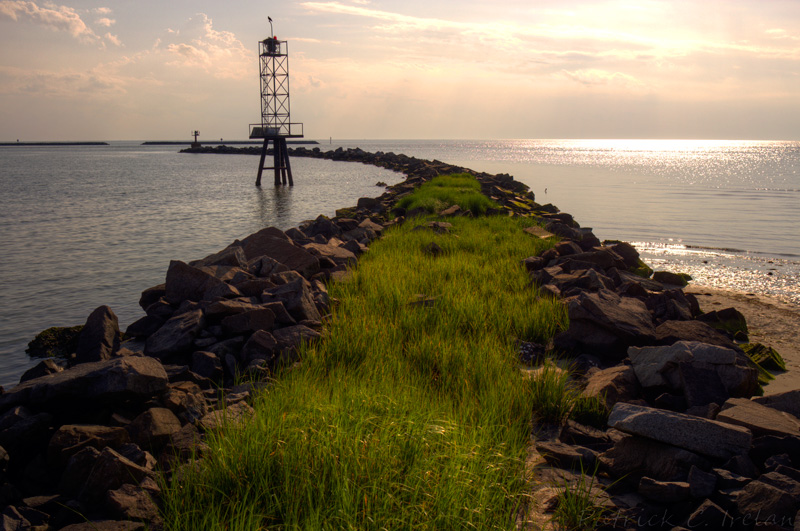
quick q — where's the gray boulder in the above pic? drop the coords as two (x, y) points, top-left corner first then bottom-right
(655, 320), (738, 350)
(0, 357), (168, 411)
(126, 407), (182, 452)
(754, 390), (800, 419)
(599, 432), (708, 482)
(164, 260), (225, 305)
(78, 447), (154, 504)
(554, 289), (656, 358)
(607, 402), (752, 459)
(582, 365), (640, 409)
(75, 306), (121, 364)
(47, 424), (130, 467)
(717, 398), (800, 437)
(144, 308), (205, 360)
(628, 341), (758, 402)
(234, 227), (320, 277)
(262, 277), (321, 323)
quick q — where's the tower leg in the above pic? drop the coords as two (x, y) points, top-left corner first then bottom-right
(256, 138), (269, 186)
(282, 140), (294, 186)
(273, 140), (281, 186)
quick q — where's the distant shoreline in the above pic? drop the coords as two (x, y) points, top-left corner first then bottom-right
(0, 141), (109, 146)
(143, 140), (320, 146)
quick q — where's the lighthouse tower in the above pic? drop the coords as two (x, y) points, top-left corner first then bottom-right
(249, 19), (303, 186)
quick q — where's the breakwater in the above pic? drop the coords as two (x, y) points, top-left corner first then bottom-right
(0, 149), (795, 529)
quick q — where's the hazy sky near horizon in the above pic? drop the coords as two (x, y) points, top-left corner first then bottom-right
(1, 0), (799, 141)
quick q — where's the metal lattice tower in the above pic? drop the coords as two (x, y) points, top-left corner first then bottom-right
(249, 22), (303, 186)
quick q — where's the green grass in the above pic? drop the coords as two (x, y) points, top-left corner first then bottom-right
(160, 205), (569, 529)
(550, 465), (608, 531)
(396, 173), (497, 215)
(527, 364), (609, 428)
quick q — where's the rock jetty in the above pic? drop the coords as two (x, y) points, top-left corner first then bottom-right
(2, 147), (794, 530)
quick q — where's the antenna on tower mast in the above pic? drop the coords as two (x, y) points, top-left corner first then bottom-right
(268, 16), (273, 38)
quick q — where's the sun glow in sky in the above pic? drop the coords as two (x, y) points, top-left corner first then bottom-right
(1, 0), (799, 141)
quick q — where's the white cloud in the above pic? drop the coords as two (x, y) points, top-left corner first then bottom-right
(95, 17), (114, 27)
(160, 13), (252, 80)
(104, 32), (121, 47)
(0, 0), (101, 43)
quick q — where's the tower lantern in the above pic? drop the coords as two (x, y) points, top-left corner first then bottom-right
(249, 20), (304, 186)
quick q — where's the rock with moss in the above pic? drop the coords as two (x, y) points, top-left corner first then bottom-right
(26, 326), (83, 359)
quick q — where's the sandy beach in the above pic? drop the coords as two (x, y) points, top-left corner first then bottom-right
(685, 284), (800, 395)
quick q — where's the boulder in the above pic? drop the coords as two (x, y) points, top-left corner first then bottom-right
(534, 441), (597, 470)
(599, 433), (708, 482)
(190, 351), (223, 382)
(189, 245), (247, 269)
(754, 390), (800, 419)
(717, 398), (800, 438)
(235, 228), (320, 277)
(78, 447), (154, 504)
(688, 465), (717, 498)
(19, 359), (64, 383)
(736, 480), (798, 524)
(163, 423), (207, 461)
(162, 382), (209, 425)
(582, 365), (640, 409)
(0, 407), (52, 455)
(144, 309), (205, 360)
(554, 289), (656, 357)
(106, 484), (161, 523)
(124, 315), (164, 339)
(205, 298), (261, 319)
(221, 308), (275, 335)
(240, 330), (279, 365)
(637, 477), (690, 503)
(164, 260), (225, 305)
(126, 408), (182, 453)
(262, 277), (321, 323)
(75, 306), (121, 364)
(652, 271), (689, 287)
(607, 402), (752, 459)
(655, 320), (738, 350)
(138, 284), (165, 312)
(48, 425), (130, 467)
(0, 357), (169, 411)
(683, 499), (730, 529)
(628, 341), (758, 400)
(273, 325), (321, 352)
(303, 242), (357, 267)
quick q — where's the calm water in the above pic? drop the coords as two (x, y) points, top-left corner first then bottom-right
(1, 139), (798, 387)
(0, 142), (403, 387)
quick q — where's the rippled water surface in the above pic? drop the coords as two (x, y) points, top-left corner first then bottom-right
(0, 142), (403, 387)
(1, 139), (799, 388)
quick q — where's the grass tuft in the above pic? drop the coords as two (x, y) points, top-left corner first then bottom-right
(550, 465), (608, 531)
(396, 173), (497, 215)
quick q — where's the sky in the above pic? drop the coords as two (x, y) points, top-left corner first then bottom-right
(1, 0), (799, 141)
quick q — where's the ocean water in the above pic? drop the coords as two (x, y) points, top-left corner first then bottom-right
(0, 142), (404, 388)
(1, 139), (798, 388)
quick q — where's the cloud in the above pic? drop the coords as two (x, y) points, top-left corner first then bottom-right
(0, 64), (127, 97)
(0, 0), (101, 43)
(95, 17), (114, 27)
(104, 32), (121, 47)
(160, 13), (252, 80)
